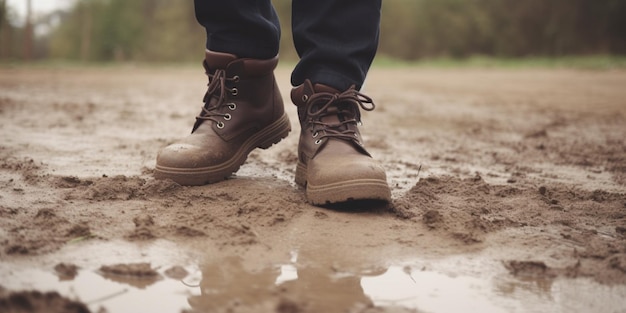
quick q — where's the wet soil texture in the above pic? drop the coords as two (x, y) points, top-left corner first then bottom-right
(1, 66), (625, 313)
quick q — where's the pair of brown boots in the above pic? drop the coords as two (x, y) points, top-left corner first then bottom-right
(155, 51), (390, 205)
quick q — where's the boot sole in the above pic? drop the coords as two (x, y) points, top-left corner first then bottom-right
(295, 162), (392, 205)
(155, 113), (291, 185)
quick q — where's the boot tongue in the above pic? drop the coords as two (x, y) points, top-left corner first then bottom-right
(320, 106), (342, 125)
(204, 50), (238, 70)
(312, 83), (339, 94)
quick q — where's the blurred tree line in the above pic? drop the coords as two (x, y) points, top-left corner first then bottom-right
(1, 0), (625, 62)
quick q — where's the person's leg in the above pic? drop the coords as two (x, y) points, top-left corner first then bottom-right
(194, 0), (280, 59)
(291, 0), (381, 91)
(290, 0), (391, 205)
(155, 1), (290, 185)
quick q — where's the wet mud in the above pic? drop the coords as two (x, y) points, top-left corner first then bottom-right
(1, 66), (625, 312)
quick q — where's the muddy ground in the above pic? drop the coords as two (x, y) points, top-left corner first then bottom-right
(0, 65), (625, 313)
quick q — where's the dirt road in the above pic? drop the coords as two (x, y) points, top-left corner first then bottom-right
(1, 65), (625, 313)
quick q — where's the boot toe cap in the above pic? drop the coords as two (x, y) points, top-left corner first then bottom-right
(309, 157), (388, 184)
(305, 155), (391, 204)
(156, 143), (226, 169)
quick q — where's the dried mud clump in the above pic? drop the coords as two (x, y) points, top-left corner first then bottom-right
(0, 156), (41, 174)
(608, 254), (626, 273)
(62, 175), (180, 201)
(175, 226), (206, 237)
(394, 175), (510, 243)
(164, 266), (189, 280)
(140, 178), (181, 195)
(0, 290), (91, 313)
(66, 224), (92, 238)
(2, 209), (97, 256)
(99, 263), (162, 289)
(66, 175), (147, 201)
(276, 297), (304, 313)
(127, 214), (156, 240)
(4, 244), (35, 255)
(54, 263), (79, 280)
(504, 260), (558, 278)
(100, 262), (159, 278)
(52, 176), (93, 189)
(394, 173), (626, 270)
(387, 200), (417, 219)
(422, 210), (443, 229)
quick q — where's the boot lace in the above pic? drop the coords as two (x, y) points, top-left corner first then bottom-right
(193, 68), (239, 131)
(306, 89), (375, 143)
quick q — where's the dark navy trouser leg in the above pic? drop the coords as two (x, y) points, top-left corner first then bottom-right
(291, 0), (381, 91)
(193, 0), (281, 60)
(193, 0), (381, 90)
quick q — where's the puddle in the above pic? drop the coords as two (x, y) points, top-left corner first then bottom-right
(2, 243), (626, 313)
(362, 266), (626, 313)
(0, 268), (200, 312)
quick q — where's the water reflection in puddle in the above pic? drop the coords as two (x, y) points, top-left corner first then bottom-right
(363, 266), (520, 312)
(2, 245), (626, 313)
(361, 264), (626, 313)
(1, 267), (199, 312)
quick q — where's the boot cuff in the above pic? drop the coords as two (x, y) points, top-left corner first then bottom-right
(205, 50), (278, 76)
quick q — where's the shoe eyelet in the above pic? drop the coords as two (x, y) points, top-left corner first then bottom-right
(357, 121), (363, 126)
(312, 131), (319, 138)
(354, 133), (359, 138)
(232, 75), (240, 82)
(231, 88), (238, 96)
(228, 103), (237, 110)
(224, 113), (232, 121)
(314, 139), (322, 145)
(302, 95), (308, 102)
(216, 121), (225, 129)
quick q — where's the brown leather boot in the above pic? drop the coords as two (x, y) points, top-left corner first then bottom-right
(155, 51), (291, 185)
(291, 80), (391, 205)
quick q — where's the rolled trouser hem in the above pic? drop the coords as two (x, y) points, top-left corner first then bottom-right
(292, 68), (362, 91)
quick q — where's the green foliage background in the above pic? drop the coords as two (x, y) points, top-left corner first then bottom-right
(1, 0), (625, 62)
